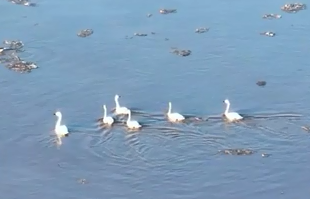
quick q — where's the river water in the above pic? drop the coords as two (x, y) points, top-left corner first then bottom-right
(1, 0), (310, 199)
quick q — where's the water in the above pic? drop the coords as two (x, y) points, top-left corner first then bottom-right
(1, 0), (310, 198)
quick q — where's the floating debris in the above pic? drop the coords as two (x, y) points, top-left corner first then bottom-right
(6, 60), (38, 73)
(260, 31), (276, 37)
(171, 48), (191, 57)
(77, 29), (93, 38)
(134, 33), (148, 37)
(8, 0), (36, 6)
(159, 9), (177, 14)
(77, 178), (88, 184)
(3, 40), (24, 51)
(218, 148), (255, 155)
(261, 153), (271, 157)
(301, 126), (310, 132)
(147, 13), (152, 18)
(256, 80), (267, 87)
(262, 14), (282, 19)
(195, 27), (209, 34)
(281, 3), (306, 13)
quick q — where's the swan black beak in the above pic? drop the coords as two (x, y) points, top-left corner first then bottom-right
(53, 113), (56, 115)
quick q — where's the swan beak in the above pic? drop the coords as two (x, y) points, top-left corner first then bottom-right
(53, 113), (56, 115)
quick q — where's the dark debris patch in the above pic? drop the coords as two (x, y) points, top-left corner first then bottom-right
(262, 14), (282, 19)
(260, 31), (276, 37)
(134, 33), (148, 37)
(218, 148), (255, 156)
(77, 29), (93, 38)
(170, 48), (191, 57)
(256, 80), (267, 87)
(159, 9), (177, 14)
(8, 0), (36, 6)
(195, 27), (209, 33)
(281, 3), (306, 13)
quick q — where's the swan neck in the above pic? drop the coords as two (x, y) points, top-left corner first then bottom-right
(225, 103), (230, 114)
(127, 111), (131, 122)
(115, 98), (120, 108)
(56, 115), (62, 128)
(168, 103), (172, 114)
(103, 106), (107, 118)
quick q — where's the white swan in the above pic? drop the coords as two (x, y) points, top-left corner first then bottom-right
(54, 111), (69, 137)
(126, 110), (141, 129)
(167, 102), (185, 122)
(223, 99), (243, 121)
(102, 105), (114, 125)
(114, 94), (130, 115)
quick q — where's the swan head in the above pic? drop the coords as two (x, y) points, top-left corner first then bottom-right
(223, 99), (230, 104)
(103, 105), (107, 109)
(54, 111), (62, 117)
(115, 95), (120, 100)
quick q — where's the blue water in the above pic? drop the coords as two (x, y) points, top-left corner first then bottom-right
(1, 0), (310, 198)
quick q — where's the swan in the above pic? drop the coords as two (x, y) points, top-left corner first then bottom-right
(126, 110), (141, 129)
(114, 94), (130, 115)
(223, 99), (243, 121)
(167, 102), (185, 122)
(54, 111), (69, 137)
(102, 105), (114, 125)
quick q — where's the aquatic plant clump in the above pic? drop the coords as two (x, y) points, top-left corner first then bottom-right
(170, 48), (191, 57)
(8, 0), (36, 6)
(262, 14), (282, 19)
(0, 40), (38, 73)
(260, 31), (276, 37)
(77, 29), (94, 37)
(281, 3), (306, 13)
(159, 9), (177, 14)
(3, 40), (24, 51)
(219, 149), (255, 155)
(6, 60), (38, 73)
(195, 27), (209, 33)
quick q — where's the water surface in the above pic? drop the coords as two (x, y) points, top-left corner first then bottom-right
(1, 0), (310, 199)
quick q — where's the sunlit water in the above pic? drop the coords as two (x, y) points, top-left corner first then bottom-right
(1, 0), (310, 199)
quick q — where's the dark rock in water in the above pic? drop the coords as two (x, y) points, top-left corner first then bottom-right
(3, 40), (24, 51)
(256, 80), (267, 86)
(77, 29), (93, 38)
(159, 9), (177, 14)
(260, 31), (276, 37)
(134, 33), (148, 37)
(262, 14), (282, 19)
(8, 0), (36, 6)
(171, 48), (191, 57)
(195, 27), (209, 33)
(281, 3), (306, 13)
(219, 148), (255, 155)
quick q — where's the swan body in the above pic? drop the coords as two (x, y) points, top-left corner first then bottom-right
(54, 111), (69, 137)
(114, 94), (130, 115)
(167, 102), (185, 122)
(102, 105), (114, 125)
(126, 110), (141, 129)
(223, 99), (243, 121)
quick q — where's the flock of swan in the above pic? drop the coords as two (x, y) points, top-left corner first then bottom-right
(53, 95), (243, 139)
